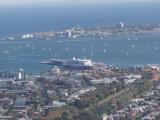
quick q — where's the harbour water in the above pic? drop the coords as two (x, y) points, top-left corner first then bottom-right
(1, 33), (160, 73)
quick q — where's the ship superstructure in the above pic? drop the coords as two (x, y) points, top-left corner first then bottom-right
(41, 57), (93, 69)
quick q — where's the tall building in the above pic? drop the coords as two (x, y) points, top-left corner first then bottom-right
(120, 22), (124, 29)
(16, 69), (25, 80)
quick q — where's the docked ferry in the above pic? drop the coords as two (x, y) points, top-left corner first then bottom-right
(41, 57), (93, 69)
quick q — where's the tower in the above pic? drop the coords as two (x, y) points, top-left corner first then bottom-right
(120, 22), (124, 29)
(16, 69), (25, 80)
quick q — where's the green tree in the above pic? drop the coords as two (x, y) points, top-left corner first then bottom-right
(61, 110), (72, 120)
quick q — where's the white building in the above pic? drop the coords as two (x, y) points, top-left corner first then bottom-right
(16, 69), (25, 80)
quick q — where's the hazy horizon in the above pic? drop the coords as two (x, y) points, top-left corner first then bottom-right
(0, 0), (160, 6)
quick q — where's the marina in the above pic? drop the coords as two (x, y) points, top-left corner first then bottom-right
(1, 33), (160, 73)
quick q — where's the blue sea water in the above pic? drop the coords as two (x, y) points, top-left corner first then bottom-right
(0, 3), (160, 74)
(0, 2), (160, 37)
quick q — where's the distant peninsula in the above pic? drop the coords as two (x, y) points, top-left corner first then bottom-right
(3, 23), (160, 41)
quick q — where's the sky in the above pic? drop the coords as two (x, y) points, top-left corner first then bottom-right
(0, 0), (159, 6)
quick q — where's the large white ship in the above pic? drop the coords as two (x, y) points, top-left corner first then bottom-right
(41, 57), (93, 69)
